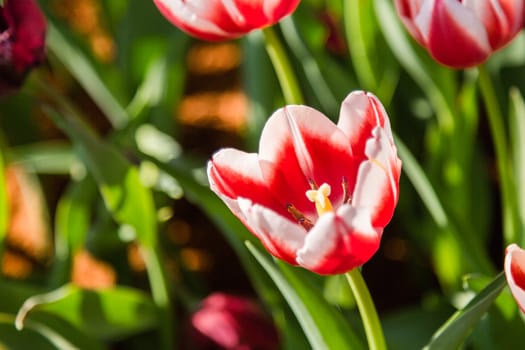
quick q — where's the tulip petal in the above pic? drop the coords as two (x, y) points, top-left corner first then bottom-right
(352, 127), (401, 228)
(415, 0), (491, 67)
(505, 244), (525, 313)
(6, 0), (47, 73)
(338, 91), (392, 160)
(153, 0), (241, 40)
(208, 148), (290, 219)
(236, 198), (306, 265)
(296, 206), (381, 275)
(394, 0), (426, 45)
(259, 105), (355, 214)
(153, 0), (300, 41)
(464, 0), (511, 49)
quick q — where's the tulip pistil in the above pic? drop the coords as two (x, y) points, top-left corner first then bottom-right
(306, 183), (334, 216)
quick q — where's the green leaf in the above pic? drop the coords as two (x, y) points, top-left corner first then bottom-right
(15, 284), (158, 341)
(395, 136), (448, 228)
(246, 242), (365, 350)
(424, 272), (506, 349)
(47, 22), (129, 129)
(47, 107), (157, 248)
(0, 312), (106, 350)
(7, 142), (76, 174)
(50, 177), (97, 287)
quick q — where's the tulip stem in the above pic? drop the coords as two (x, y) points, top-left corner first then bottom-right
(262, 26), (304, 105)
(478, 64), (517, 245)
(345, 268), (386, 350)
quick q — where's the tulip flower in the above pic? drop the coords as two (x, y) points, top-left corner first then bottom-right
(184, 293), (280, 350)
(152, 0), (301, 41)
(0, 0), (47, 95)
(504, 244), (525, 313)
(394, 0), (525, 68)
(208, 91), (401, 275)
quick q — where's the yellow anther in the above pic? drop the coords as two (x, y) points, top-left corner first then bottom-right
(306, 183), (334, 215)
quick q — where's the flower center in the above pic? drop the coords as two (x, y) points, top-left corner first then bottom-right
(306, 183), (333, 215)
(287, 177), (351, 231)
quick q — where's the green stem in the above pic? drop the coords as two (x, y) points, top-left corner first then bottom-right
(345, 268), (386, 350)
(478, 64), (517, 245)
(262, 26), (304, 105)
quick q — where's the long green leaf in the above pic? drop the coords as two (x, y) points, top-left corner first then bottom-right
(509, 88), (525, 247)
(395, 136), (448, 228)
(47, 108), (157, 248)
(47, 22), (128, 129)
(51, 178), (97, 287)
(246, 242), (365, 350)
(15, 284), (158, 341)
(424, 272), (506, 349)
(7, 142), (75, 174)
(1, 312), (106, 350)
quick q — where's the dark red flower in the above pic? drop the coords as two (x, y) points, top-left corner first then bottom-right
(184, 293), (280, 350)
(0, 0), (47, 94)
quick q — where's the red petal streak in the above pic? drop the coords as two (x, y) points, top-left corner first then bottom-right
(208, 149), (285, 217)
(259, 105), (355, 215)
(236, 198), (305, 265)
(296, 206), (381, 275)
(505, 244), (525, 313)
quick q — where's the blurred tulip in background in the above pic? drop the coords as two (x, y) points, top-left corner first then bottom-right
(0, 0), (46, 95)
(394, 0), (525, 68)
(152, 0), (301, 41)
(184, 292), (279, 350)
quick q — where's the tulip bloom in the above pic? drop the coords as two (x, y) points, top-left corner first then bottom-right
(153, 0), (301, 41)
(186, 293), (279, 350)
(0, 0), (47, 95)
(208, 91), (401, 275)
(394, 0), (525, 68)
(504, 244), (525, 313)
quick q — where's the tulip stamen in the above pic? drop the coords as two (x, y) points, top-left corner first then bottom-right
(306, 183), (334, 215)
(287, 203), (314, 231)
(342, 176), (351, 204)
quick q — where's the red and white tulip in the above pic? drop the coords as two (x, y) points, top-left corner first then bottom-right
(394, 0), (525, 68)
(504, 244), (525, 313)
(153, 0), (301, 41)
(208, 91), (402, 275)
